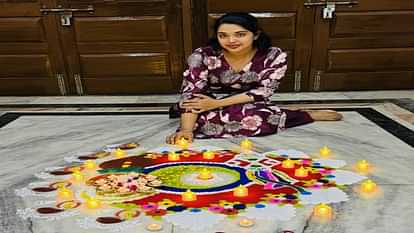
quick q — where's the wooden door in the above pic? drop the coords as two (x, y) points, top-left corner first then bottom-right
(57, 0), (184, 95)
(0, 0), (66, 95)
(187, 0), (314, 92)
(309, 0), (414, 91)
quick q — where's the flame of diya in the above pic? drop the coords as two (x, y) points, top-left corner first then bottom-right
(240, 139), (253, 150)
(356, 160), (371, 173)
(84, 160), (96, 169)
(319, 146), (331, 157)
(233, 185), (248, 197)
(313, 203), (332, 219)
(295, 166), (309, 177)
(177, 138), (189, 149)
(282, 159), (295, 169)
(57, 187), (74, 200)
(197, 168), (213, 180)
(182, 190), (197, 201)
(115, 148), (126, 158)
(168, 152), (180, 161)
(202, 151), (215, 160)
(361, 179), (377, 193)
(238, 218), (255, 227)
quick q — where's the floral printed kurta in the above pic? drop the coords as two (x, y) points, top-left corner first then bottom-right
(176, 46), (313, 138)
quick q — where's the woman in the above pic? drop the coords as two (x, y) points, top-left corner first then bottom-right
(167, 13), (341, 144)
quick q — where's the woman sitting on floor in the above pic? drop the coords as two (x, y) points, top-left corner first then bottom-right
(167, 12), (341, 144)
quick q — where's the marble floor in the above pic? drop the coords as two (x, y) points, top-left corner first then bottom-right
(0, 90), (413, 233)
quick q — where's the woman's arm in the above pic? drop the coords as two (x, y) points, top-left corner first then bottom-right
(167, 48), (210, 144)
(178, 93), (252, 137)
(180, 112), (198, 132)
(216, 93), (255, 108)
(181, 92), (255, 113)
(166, 112), (198, 144)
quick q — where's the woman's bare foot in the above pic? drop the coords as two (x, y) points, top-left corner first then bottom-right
(305, 110), (343, 121)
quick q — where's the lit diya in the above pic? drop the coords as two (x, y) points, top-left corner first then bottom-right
(233, 185), (248, 197)
(182, 190), (197, 201)
(313, 203), (332, 219)
(177, 138), (189, 149)
(238, 218), (255, 227)
(197, 168), (213, 180)
(168, 151), (180, 161)
(319, 146), (331, 157)
(356, 160), (372, 174)
(240, 138), (253, 151)
(202, 151), (215, 160)
(146, 223), (163, 231)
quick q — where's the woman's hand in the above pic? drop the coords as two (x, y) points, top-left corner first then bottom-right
(180, 94), (220, 113)
(166, 130), (194, 144)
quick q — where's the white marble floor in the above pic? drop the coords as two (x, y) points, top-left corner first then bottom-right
(0, 91), (413, 233)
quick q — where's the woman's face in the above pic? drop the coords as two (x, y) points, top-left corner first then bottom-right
(217, 23), (257, 54)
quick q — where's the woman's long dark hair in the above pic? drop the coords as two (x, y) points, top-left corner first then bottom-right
(208, 12), (272, 51)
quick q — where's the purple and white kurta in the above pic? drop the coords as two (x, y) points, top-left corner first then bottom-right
(174, 46), (313, 138)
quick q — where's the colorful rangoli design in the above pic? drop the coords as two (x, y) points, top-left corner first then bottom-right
(16, 142), (367, 232)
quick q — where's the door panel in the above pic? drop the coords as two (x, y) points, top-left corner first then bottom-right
(310, 0), (414, 91)
(80, 53), (169, 76)
(327, 48), (414, 72)
(0, 17), (45, 41)
(322, 72), (413, 90)
(332, 12), (414, 36)
(74, 16), (168, 42)
(348, 0), (414, 10)
(0, 1), (64, 95)
(0, 55), (50, 76)
(208, 0), (298, 12)
(58, 0), (183, 94)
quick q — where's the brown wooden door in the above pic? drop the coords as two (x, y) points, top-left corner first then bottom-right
(192, 0), (314, 92)
(2, 0), (413, 95)
(309, 0), (414, 91)
(0, 0), (67, 95)
(57, 0), (184, 95)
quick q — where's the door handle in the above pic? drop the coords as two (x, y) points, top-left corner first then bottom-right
(304, 1), (358, 8)
(60, 13), (72, 26)
(322, 3), (336, 19)
(40, 5), (94, 15)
